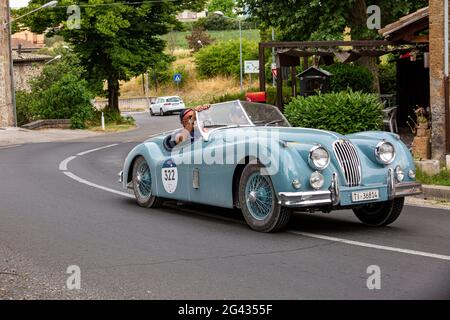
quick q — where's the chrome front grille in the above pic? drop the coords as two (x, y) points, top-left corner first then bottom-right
(333, 140), (361, 187)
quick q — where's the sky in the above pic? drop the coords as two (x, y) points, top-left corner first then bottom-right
(10, 0), (30, 8)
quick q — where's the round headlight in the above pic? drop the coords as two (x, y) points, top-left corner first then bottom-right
(375, 141), (395, 164)
(408, 170), (416, 179)
(309, 146), (330, 170)
(310, 171), (324, 190)
(395, 165), (404, 182)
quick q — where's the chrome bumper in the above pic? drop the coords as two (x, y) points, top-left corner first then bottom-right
(278, 171), (422, 208)
(278, 190), (332, 207)
(387, 168), (422, 199)
(278, 173), (339, 207)
(118, 171), (123, 183)
(392, 182), (422, 198)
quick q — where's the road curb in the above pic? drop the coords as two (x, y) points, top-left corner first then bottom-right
(420, 184), (450, 202)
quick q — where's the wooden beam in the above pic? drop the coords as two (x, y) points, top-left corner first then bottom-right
(259, 40), (395, 49)
(403, 34), (429, 44)
(259, 43), (266, 92)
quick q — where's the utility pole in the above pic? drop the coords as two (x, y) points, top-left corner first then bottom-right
(0, 0), (15, 127)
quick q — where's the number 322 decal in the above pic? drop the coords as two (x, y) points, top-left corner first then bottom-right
(161, 159), (178, 194)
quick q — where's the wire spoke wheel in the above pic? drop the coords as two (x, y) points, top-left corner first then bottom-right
(132, 156), (163, 208)
(245, 173), (274, 220)
(238, 164), (291, 232)
(136, 161), (152, 199)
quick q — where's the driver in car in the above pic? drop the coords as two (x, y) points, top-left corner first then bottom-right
(172, 105), (210, 146)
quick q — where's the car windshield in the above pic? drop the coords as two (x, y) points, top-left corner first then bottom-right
(196, 101), (251, 133)
(167, 97), (181, 103)
(240, 101), (291, 127)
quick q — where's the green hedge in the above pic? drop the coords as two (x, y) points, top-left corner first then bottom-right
(195, 39), (258, 78)
(284, 91), (383, 134)
(322, 63), (373, 93)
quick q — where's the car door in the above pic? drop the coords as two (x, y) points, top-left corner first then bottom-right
(153, 135), (192, 201)
(153, 98), (162, 114)
(186, 132), (235, 208)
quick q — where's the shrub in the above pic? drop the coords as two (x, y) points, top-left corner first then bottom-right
(90, 108), (135, 126)
(379, 62), (397, 94)
(322, 63), (373, 93)
(195, 39), (258, 78)
(284, 91), (383, 134)
(15, 90), (35, 126)
(30, 74), (95, 129)
(210, 91), (246, 104)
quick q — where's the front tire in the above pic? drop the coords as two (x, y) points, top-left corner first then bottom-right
(132, 156), (163, 208)
(238, 164), (291, 232)
(160, 108), (164, 116)
(353, 197), (404, 227)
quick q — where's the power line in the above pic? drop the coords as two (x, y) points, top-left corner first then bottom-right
(54, 0), (183, 8)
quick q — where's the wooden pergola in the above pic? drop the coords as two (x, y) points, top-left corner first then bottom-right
(258, 40), (399, 109)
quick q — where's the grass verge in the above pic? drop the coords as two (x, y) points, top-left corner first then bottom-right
(88, 123), (136, 133)
(416, 168), (450, 187)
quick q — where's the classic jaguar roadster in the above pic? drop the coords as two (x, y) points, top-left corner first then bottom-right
(119, 100), (422, 232)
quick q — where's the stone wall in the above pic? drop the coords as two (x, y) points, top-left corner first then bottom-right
(429, 0), (450, 162)
(13, 62), (45, 92)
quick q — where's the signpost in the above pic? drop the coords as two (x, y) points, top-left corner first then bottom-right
(244, 60), (259, 88)
(173, 73), (182, 92)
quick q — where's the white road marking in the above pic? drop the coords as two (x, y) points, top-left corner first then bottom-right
(63, 171), (134, 199)
(77, 143), (118, 156)
(59, 143), (450, 263)
(59, 156), (77, 171)
(288, 231), (450, 261)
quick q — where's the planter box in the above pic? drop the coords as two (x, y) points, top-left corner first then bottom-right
(412, 136), (430, 160)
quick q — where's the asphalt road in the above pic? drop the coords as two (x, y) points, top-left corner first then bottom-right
(1, 112), (450, 299)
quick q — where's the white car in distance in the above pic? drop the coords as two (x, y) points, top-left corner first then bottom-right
(150, 96), (186, 116)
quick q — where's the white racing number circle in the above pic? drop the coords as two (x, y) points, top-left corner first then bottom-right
(161, 159), (178, 194)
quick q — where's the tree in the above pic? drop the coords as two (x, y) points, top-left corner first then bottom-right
(239, 0), (428, 91)
(207, 0), (236, 17)
(21, 0), (206, 111)
(186, 26), (215, 52)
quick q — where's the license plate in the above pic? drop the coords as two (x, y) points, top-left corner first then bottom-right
(351, 189), (379, 202)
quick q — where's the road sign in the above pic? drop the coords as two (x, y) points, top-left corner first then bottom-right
(244, 60), (259, 74)
(173, 73), (182, 83)
(271, 63), (277, 78)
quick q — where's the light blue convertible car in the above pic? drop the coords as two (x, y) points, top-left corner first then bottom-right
(120, 100), (422, 232)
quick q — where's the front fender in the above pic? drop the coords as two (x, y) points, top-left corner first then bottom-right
(121, 141), (165, 190)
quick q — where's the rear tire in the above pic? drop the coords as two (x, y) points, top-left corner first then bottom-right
(149, 108), (154, 116)
(238, 164), (291, 232)
(353, 197), (404, 227)
(160, 108), (164, 116)
(132, 156), (163, 208)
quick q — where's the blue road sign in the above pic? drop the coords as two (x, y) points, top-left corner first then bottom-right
(173, 73), (182, 83)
